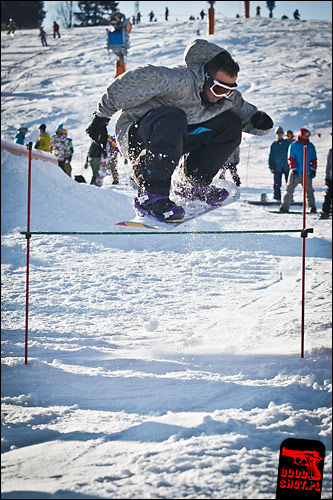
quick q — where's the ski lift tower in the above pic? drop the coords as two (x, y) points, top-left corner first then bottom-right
(208, 1), (215, 35)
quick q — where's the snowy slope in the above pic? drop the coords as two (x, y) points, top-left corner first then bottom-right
(1, 16), (332, 499)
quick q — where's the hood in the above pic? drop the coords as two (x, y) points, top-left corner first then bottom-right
(184, 39), (231, 85)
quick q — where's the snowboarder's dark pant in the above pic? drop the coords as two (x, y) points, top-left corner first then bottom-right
(128, 106), (242, 196)
(273, 169), (289, 201)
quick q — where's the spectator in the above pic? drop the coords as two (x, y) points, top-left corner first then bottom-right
(85, 141), (104, 186)
(62, 129), (74, 162)
(256, 6), (261, 17)
(53, 21), (61, 38)
(50, 124), (71, 177)
(320, 147), (332, 219)
(39, 27), (48, 46)
(14, 126), (28, 145)
(136, 12), (141, 24)
(149, 11), (154, 22)
(219, 147), (241, 186)
(35, 124), (50, 152)
(7, 18), (16, 36)
(268, 126), (290, 201)
(293, 9), (301, 20)
(280, 128), (317, 213)
(165, 7), (169, 21)
(285, 129), (295, 143)
(266, 1), (275, 18)
(105, 135), (119, 184)
(200, 10), (205, 20)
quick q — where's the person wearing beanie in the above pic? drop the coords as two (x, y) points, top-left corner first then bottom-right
(35, 123), (50, 152)
(50, 125), (72, 177)
(280, 128), (318, 213)
(268, 126), (290, 201)
(285, 130), (295, 143)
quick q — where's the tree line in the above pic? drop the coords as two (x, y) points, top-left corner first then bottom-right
(1, 1), (119, 29)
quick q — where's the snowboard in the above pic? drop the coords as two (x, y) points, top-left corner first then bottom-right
(266, 210), (316, 215)
(116, 181), (240, 231)
(245, 200), (303, 206)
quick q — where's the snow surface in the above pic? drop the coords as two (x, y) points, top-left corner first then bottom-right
(1, 16), (332, 499)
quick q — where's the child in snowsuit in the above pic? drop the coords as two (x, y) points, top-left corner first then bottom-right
(15, 126), (28, 145)
(280, 128), (317, 213)
(105, 135), (119, 184)
(50, 124), (71, 177)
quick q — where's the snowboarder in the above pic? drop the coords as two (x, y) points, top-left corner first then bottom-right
(320, 147), (332, 219)
(14, 126), (28, 145)
(268, 126), (290, 201)
(53, 21), (61, 38)
(280, 128), (317, 213)
(35, 123), (50, 152)
(39, 27), (48, 46)
(86, 38), (273, 222)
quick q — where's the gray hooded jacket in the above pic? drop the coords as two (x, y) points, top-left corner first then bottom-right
(96, 39), (270, 160)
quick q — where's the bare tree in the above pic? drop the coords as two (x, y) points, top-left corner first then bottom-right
(56, 1), (74, 28)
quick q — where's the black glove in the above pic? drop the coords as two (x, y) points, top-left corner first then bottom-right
(86, 112), (110, 149)
(250, 111), (274, 130)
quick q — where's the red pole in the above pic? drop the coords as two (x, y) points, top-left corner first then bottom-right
(301, 145), (307, 358)
(25, 142), (32, 364)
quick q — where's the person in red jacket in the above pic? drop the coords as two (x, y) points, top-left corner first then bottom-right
(280, 128), (317, 213)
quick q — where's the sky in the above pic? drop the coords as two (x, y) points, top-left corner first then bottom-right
(43, 1), (332, 29)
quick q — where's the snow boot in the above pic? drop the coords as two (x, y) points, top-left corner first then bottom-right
(173, 168), (229, 206)
(133, 193), (185, 222)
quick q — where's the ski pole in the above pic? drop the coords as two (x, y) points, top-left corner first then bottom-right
(25, 142), (33, 364)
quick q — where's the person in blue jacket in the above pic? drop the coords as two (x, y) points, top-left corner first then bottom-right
(280, 128), (317, 213)
(268, 126), (290, 201)
(14, 126), (28, 145)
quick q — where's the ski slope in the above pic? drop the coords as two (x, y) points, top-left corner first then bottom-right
(1, 15), (332, 499)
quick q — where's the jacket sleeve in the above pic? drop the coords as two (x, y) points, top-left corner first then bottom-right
(287, 143), (296, 170)
(96, 65), (175, 119)
(268, 144), (274, 170)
